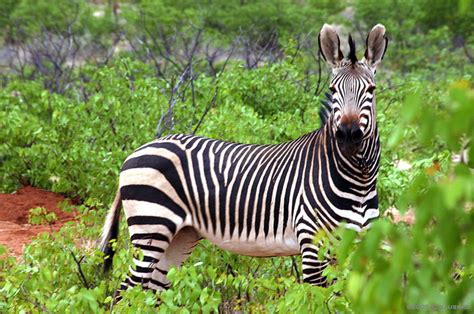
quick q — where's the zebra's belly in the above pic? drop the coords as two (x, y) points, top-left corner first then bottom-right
(198, 230), (300, 257)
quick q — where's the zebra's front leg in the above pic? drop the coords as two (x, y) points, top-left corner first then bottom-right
(296, 220), (331, 286)
(301, 252), (331, 287)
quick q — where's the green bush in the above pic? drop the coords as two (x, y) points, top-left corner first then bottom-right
(123, 0), (344, 45)
(354, 0), (474, 74)
(325, 82), (474, 313)
(0, 56), (323, 198)
(3, 0), (119, 41)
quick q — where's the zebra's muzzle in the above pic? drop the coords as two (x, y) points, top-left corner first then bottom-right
(336, 122), (363, 155)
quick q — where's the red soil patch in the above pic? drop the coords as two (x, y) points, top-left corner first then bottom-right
(0, 186), (76, 257)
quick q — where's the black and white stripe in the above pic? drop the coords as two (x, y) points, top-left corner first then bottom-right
(99, 23), (389, 297)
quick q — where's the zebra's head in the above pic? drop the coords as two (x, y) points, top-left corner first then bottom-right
(318, 24), (388, 156)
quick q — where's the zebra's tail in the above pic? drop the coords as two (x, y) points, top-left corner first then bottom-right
(98, 189), (122, 272)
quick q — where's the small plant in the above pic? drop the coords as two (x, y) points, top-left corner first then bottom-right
(28, 207), (57, 226)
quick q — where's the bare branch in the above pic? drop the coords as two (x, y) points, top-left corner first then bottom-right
(70, 251), (90, 289)
(192, 85), (218, 135)
(156, 66), (191, 137)
(314, 50), (324, 96)
(192, 43), (235, 135)
(291, 256), (301, 283)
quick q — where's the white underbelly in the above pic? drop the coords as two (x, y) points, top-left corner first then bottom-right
(198, 229), (300, 257)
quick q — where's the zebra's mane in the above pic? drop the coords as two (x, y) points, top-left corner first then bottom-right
(318, 92), (333, 126)
(348, 34), (357, 64)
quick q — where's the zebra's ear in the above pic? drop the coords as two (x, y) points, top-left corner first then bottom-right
(318, 24), (344, 68)
(363, 24), (388, 68)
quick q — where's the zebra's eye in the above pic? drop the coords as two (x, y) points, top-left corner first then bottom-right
(329, 85), (337, 93)
(367, 85), (376, 94)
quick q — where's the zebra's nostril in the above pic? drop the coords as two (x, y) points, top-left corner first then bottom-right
(353, 128), (363, 142)
(335, 129), (345, 143)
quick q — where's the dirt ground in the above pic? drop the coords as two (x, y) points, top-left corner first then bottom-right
(0, 186), (76, 257)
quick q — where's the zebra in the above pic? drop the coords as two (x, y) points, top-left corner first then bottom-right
(98, 23), (388, 298)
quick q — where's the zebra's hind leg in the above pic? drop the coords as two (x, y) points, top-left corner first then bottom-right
(115, 226), (173, 299)
(149, 226), (201, 291)
(115, 225), (200, 303)
(115, 200), (185, 300)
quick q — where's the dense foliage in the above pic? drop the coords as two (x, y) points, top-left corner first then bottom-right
(0, 0), (473, 312)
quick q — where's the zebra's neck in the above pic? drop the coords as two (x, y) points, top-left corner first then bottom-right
(302, 122), (380, 231)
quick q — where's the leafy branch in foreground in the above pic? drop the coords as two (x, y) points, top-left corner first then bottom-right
(323, 82), (474, 313)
